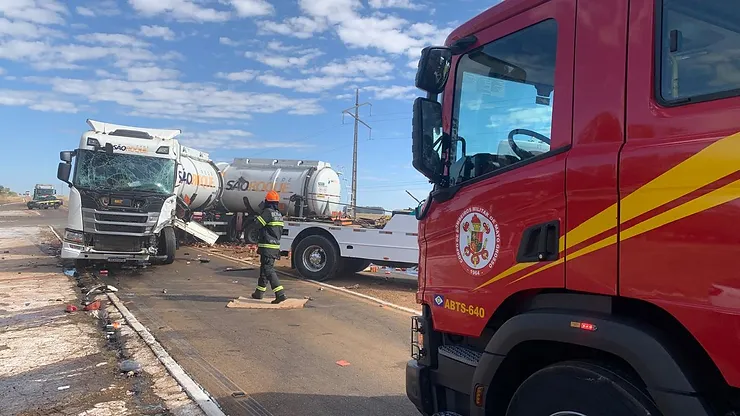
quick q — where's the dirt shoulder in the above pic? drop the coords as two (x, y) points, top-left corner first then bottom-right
(0, 221), (205, 415)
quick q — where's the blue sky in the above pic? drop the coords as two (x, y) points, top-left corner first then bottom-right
(0, 0), (496, 210)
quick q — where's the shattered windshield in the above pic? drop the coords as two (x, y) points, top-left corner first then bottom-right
(73, 149), (176, 195)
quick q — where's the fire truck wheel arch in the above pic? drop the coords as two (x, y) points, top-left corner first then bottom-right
(471, 309), (713, 416)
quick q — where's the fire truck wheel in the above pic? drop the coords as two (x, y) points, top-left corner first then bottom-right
(294, 234), (339, 281)
(160, 227), (176, 265)
(505, 360), (661, 416)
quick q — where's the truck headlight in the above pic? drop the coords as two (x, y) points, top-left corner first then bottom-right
(64, 229), (84, 244)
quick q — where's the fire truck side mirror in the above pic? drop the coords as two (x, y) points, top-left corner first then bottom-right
(415, 46), (452, 94)
(412, 97), (444, 184)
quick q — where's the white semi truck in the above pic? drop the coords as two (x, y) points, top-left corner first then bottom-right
(57, 120), (218, 267)
(176, 158), (420, 281)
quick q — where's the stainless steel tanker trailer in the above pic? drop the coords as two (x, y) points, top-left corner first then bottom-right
(175, 156), (419, 281)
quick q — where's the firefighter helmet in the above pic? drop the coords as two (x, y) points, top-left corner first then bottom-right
(265, 190), (280, 202)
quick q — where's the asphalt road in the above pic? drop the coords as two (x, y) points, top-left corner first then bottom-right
(0, 202), (68, 230)
(34, 205), (418, 416)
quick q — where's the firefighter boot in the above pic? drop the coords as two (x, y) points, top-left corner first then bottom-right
(271, 287), (287, 304)
(251, 286), (266, 300)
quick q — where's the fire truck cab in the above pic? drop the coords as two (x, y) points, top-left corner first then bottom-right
(407, 0), (740, 415)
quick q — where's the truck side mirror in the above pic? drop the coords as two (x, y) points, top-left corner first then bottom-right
(415, 46), (452, 94)
(412, 97), (444, 184)
(57, 162), (71, 184)
(60, 151), (73, 163)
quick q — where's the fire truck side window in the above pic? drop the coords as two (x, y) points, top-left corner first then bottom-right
(658, 0), (740, 104)
(450, 19), (558, 185)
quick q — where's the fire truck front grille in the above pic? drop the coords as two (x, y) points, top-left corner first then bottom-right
(96, 223), (148, 234)
(96, 213), (148, 223)
(92, 235), (145, 252)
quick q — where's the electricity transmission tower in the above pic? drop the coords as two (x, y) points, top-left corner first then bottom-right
(341, 89), (371, 219)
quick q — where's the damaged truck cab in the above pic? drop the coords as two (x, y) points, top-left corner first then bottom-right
(57, 120), (184, 267)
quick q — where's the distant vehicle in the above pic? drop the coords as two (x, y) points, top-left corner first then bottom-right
(27, 184), (62, 210)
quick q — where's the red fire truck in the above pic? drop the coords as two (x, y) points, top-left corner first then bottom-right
(406, 0), (740, 415)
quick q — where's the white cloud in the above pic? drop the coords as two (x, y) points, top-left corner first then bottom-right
(0, 0), (68, 25)
(75, 6), (95, 17)
(368, 0), (422, 10)
(259, 0), (452, 58)
(72, 1), (120, 17)
(0, 68), (5, 75)
(319, 55), (394, 78)
(0, 89), (78, 113)
(257, 73), (353, 93)
(0, 39), (160, 70)
(140, 25), (175, 41)
(219, 36), (239, 46)
(127, 0), (230, 22)
(230, 0), (274, 17)
(126, 66), (180, 82)
(0, 17), (59, 39)
(257, 16), (328, 39)
(75, 33), (149, 48)
(215, 70), (259, 82)
(23, 75), (324, 121)
(363, 85), (417, 100)
(246, 49), (323, 69)
(180, 129), (312, 150)
(266, 41), (298, 51)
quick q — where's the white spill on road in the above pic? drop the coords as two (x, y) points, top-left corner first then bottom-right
(0, 226), (100, 377)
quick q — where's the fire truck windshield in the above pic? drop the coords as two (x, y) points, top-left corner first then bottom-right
(73, 149), (176, 195)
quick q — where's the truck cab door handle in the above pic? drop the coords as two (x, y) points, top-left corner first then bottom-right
(517, 220), (560, 263)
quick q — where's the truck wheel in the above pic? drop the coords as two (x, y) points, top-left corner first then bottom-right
(505, 361), (661, 416)
(160, 227), (176, 265)
(340, 258), (372, 274)
(294, 235), (339, 281)
(244, 223), (260, 244)
(53, 204), (59, 209)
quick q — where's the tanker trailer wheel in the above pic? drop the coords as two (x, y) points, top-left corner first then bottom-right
(340, 258), (372, 274)
(294, 235), (339, 281)
(245, 223), (260, 245)
(505, 361), (661, 416)
(159, 227), (176, 265)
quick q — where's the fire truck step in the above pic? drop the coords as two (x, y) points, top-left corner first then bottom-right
(438, 345), (482, 366)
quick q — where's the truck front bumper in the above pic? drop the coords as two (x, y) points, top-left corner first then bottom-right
(406, 360), (434, 415)
(61, 241), (151, 263)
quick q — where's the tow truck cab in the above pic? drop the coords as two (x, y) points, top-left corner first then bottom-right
(407, 0), (740, 415)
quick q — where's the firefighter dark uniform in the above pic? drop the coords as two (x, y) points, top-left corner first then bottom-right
(251, 190), (287, 304)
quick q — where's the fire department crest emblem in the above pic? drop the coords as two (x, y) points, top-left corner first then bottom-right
(456, 207), (500, 276)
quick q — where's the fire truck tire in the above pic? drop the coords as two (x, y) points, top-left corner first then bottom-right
(160, 227), (176, 265)
(505, 360), (661, 416)
(294, 234), (339, 281)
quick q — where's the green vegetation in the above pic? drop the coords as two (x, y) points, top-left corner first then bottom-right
(0, 186), (17, 197)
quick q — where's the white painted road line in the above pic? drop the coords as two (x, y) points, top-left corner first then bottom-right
(48, 225), (61, 241)
(198, 248), (420, 316)
(107, 294), (226, 416)
(48, 229), (226, 416)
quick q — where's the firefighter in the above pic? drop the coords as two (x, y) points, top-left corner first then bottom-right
(251, 190), (287, 304)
